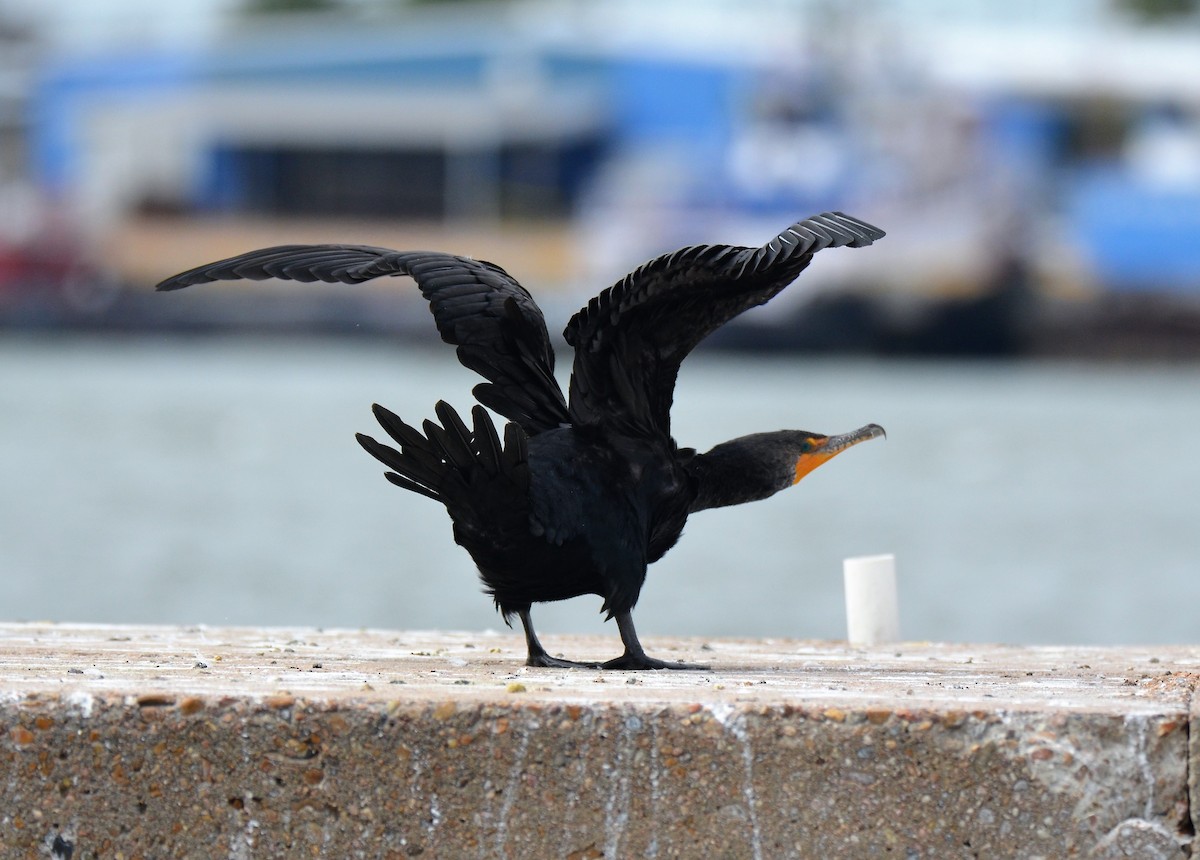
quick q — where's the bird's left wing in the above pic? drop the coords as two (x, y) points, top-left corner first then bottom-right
(563, 212), (884, 438)
(157, 246), (570, 434)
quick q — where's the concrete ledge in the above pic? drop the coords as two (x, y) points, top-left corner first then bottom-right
(1, 623), (1197, 858)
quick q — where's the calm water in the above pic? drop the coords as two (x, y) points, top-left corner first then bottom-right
(2, 334), (1198, 646)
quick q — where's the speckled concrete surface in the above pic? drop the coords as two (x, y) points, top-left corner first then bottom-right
(1, 623), (1196, 858)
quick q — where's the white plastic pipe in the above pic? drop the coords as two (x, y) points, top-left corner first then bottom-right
(843, 553), (900, 646)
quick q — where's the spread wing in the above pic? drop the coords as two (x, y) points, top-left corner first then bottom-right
(562, 212), (884, 439)
(157, 246), (570, 434)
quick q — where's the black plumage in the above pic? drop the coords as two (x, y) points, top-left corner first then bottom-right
(157, 211), (886, 669)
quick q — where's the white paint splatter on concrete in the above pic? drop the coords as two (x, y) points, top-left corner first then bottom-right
(1125, 714), (1156, 821)
(493, 717), (532, 856)
(65, 691), (93, 718)
(645, 719), (661, 859)
(602, 712), (639, 859)
(708, 703), (763, 860)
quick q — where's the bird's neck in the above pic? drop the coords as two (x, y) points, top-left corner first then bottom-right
(684, 435), (795, 513)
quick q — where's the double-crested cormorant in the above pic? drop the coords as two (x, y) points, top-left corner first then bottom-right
(157, 211), (886, 669)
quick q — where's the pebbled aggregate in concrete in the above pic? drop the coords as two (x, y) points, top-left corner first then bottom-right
(0, 623), (1196, 858)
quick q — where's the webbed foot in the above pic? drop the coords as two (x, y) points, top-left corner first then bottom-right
(600, 653), (710, 671)
(525, 653), (601, 670)
(602, 610), (710, 670)
(518, 608), (600, 669)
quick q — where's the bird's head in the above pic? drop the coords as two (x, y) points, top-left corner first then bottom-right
(687, 423), (886, 513)
(791, 423), (887, 484)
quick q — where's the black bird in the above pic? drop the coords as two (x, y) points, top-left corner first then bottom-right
(157, 211), (886, 670)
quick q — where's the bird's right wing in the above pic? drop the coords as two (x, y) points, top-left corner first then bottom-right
(563, 212), (884, 439)
(157, 246), (570, 434)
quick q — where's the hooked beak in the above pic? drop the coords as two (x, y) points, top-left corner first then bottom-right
(793, 423), (886, 484)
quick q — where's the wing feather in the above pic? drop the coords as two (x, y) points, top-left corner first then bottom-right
(563, 211), (884, 437)
(158, 245), (570, 434)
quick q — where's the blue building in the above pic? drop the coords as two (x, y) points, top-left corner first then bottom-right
(19, 2), (1200, 339)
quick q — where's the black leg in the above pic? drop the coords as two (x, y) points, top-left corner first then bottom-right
(601, 611), (709, 671)
(519, 609), (599, 669)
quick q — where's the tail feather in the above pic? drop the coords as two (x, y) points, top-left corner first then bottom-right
(502, 421), (529, 484)
(433, 400), (477, 472)
(370, 404), (448, 480)
(383, 470), (442, 501)
(420, 417), (472, 477)
(471, 405), (504, 474)
(372, 403), (430, 451)
(358, 401), (528, 507)
(356, 432), (442, 501)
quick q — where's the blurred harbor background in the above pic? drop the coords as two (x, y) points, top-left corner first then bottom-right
(2, 0), (1199, 645)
